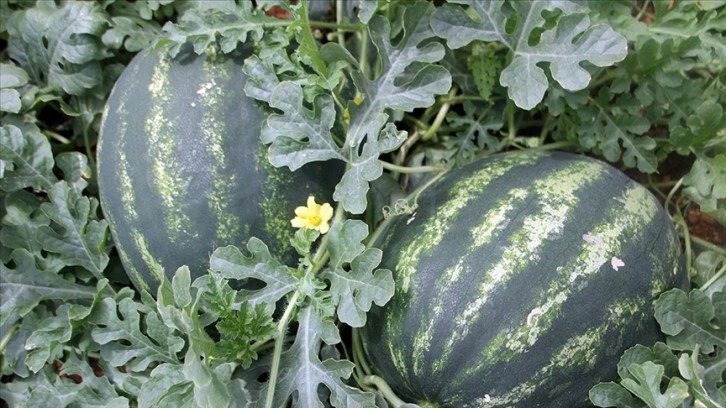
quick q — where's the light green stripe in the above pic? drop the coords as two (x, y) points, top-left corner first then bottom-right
(146, 56), (194, 244)
(199, 59), (243, 245)
(482, 297), (646, 407)
(500, 183), (660, 356)
(395, 153), (537, 296)
(445, 160), (606, 369)
(116, 117), (138, 222)
(466, 182), (659, 376)
(132, 230), (165, 284)
(425, 187), (531, 375)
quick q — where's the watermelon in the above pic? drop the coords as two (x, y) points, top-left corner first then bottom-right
(361, 151), (686, 407)
(97, 43), (341, 293)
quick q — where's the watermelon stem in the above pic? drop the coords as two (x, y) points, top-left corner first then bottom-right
(421, 87), (458, 142)
(264, 290), (301, 408)
(380, 161), (442, 175)
(361, 375), (413, 407)
(701, 263), (726, 292)
(365, 170), (448, 247)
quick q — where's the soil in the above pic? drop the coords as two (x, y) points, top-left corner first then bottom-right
(626, 153), (725, 248)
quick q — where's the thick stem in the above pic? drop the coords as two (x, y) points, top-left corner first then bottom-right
(264, 290), (301, 408)
(421, 88), (458, 141)
(701, 263), (726, 291)
(361, 375), (413, 407)
(380, 160), (441, 174)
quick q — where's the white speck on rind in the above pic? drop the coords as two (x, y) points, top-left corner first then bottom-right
(611, 256), (625, 271)
(526, 307), (545, 325)
(484, 394), (491, 403)
(582, 231), (604, 246)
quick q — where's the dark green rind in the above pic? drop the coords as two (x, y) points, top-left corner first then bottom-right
(97, 44), (341, 293)
(362, 151), (686, 408)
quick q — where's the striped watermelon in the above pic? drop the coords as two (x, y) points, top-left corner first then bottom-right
(361, 151), (686, 407)
(97, 44), (341, 293)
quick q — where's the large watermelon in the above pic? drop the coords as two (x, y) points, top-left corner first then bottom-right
(97, 44), (341, 293)
(361, 151), (686, 407)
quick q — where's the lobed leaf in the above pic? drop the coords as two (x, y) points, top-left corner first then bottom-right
(158, 1), (275, 56)
(209, 241), (298, 313)
(37, 182), (110, 277)
(0, 124), (57, 192)
(654, 288), (726, 354)
(432, 0), (627, 109)
(620, 362), (689, 408)
(0, 249), (96, 329)
(261, 81), (344, 170)
(678, 348), (726, 408)
(259, 306), (376, 407)
(90, 296), (183, 372)
(324, 220), (394, 327)
(0, 361), (128, 408)
(348, 1), (450, 145)
(683, 154), (726, 223)
(7, 1), (109, 95)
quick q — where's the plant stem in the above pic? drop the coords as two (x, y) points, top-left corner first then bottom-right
(689, 235), (726, 256)
(351, 328), (372, 376)
(365, 171), (447, 247)
(701, 263), (726, 292)
(506, 99), (517, 142)
(422, 88), (458, 141)
(264, 290), (301, 408)
(336, 0), (346, 48)
(0, 324), (19, 355)
(361, 375), (410, 407)
(380, 160), (442, 174)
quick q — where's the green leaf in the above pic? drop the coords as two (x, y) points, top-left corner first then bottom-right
(215, 302), (275, 368)
(324, 220), (394, 327)
(325, 247), (394, 328)
(326, 220), (367, 270)
(55, 152), (92, 194)
(1, 191), (50, 261)
(36, 182), (110, 276)
(261, 81), (345, 170)
(577, 89), (657, 173)
(0, 63), (28, 113)
(57, 352), (130, 407)
(670, 101), (726, 152)
(432, 0), (627, 109)
(620, 361), (689, 408)
(683, 154), (726, 220)
(209, 241), (298, 313)
(348, 1), (451, 145)
(616, 343), (680, 382)
(139, 361), (249, 408)
(0, 362), (127, 408)
(334, 120), (404, 214)
(182, 350), (249, 408)
(690, 251), (726, 298)
(443, 100), (505, 165)
(158, 1), (276, 56)
(0, 249), (96, 328)
(102, 1), (163, 52)
(90, 296), (183, 372)
(589, 382), (644, 408)
(7, 1), (109, 95)
(654, 288), (726, 354)
(24, 302), (93, 373)
(0, 124), (57, 192)
(260, 306), (376, 407)
(678, 348), (726, 408)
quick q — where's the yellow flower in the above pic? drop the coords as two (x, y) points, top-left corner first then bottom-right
(291, 196), (334, 234)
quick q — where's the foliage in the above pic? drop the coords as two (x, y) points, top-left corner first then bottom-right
(1, 0), (724, 407)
